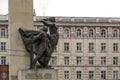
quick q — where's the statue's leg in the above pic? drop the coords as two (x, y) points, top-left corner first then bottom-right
(32, 44), (46, 69)
(43, 52), (51, 68)
(33, 52), (45, 68)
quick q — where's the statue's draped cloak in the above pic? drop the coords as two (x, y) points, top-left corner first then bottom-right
(19, 28), (44, 54)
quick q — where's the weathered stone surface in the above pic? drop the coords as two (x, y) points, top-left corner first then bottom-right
(18, 69), (58, 80)
(9, 0), (33, 79)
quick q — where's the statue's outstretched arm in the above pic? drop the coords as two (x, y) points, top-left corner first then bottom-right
(40, 20), (54, 27)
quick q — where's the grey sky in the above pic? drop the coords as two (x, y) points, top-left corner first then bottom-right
(1, 0), (120, 17)
(0, 0), (8, 15)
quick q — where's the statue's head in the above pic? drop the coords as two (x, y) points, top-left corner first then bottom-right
(41, 26), (48, 32)
(48, 17), (55, 22)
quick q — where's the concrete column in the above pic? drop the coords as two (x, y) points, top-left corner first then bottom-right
(8, 0), (33, 80)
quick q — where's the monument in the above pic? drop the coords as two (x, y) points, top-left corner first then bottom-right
(19, 17), (59, 69)
(9, 0), (58, 80)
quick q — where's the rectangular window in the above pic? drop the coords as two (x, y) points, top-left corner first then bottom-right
(64, 43), (69, 52)
(113, 71), (118, 79)
(54, 46), (58, 52)
(1, 28), (6, 37)
(76, 56), (81, 65)
(89, 71), (94, 79)
(89, 43), (94, 52)
(50, 56), (57, 65)
(1, 56), (6, 65)
(76, 43), (82, 52)
(113, 43), (118, 52)
(64, 71), (69, 79)
(101, 71), (106, 79)
(89, 57), (94, 65)
(101, 57), (106, 66)
(101, 43), (106, 52)
(113, 57), (118, 65)
(64, 57), (69, 66)
(1, 42), (6, 51)
(76, 71), (81, 79)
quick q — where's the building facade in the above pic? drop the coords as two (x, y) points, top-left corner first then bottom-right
(0, 15), (120, 80)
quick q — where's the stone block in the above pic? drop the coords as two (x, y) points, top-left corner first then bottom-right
(18, 69), (58, 80)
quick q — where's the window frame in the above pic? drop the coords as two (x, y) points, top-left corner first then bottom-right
(50, 56), (57, 66)
(89, 57), (94, 66)
(89, 71), (94, 79)
(76, 71), (82, 79)
(1, 56), (6, 65)
(64, 71), (69, 79)
(113, 43), (118, 52)
(101, 29), (106, 38)
(76, 29), (82, 38)
(113, 29), (119, 38)
(89, 43), (94, 52)
(1, 28), (6, 38)
(113, 57), (118, 65)
(101, 43), (106, 53)
(76, 43), (82, 52)
(101, 71), (106, 79)
(101, 57), (106, 66)
(64, 28), (70, 38)
(0, 42), (6, 51)
(89, 29), (94, 38)
(76, 56), (81, 65)
(113, 71), (118, 79)
(64, 43), (69, 52)
(64, 56), (69, 66)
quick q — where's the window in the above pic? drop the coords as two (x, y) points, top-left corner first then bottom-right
(113, 57), (118, 65)
(76, 71), (81, 80)
(54, 46), (58, 52)
(64, 29), (70, 38)
(101, 43), (106, 52)
(113, 71), (118, 79)
(89, 29), (94, 38)
(64, 43), (69, 52)
(89, 43), (94, 52)
(113, 43), (118, 52)
(101, 57), (106, 66)
(64, 71), (69, 79)
(101, 71), (106, 79)
(101, 29), (106, 38)
(89, 57), (94, 65)
(89, 71), (94, 79)
(76, 29), (82, 38)
(76, 56), (81, 65)
(50, 56), (57, 65)
(64, 57), (69, 66)
(1, 42), (6, 51)
(1, 28), (6, 37)
(113, 30), (118, 38)
(1, 56), (6, 65)
(76, 43), (82, 52)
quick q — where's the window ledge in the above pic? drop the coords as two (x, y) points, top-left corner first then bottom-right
(112, 51), (119, 53)
(101, 51), (107, 53)
(76, 51), (83, 53)
(88, 51), (95, 53)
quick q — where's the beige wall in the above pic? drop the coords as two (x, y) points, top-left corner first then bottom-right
(8, 0), (33, 80)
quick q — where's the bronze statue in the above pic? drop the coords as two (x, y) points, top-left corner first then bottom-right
(19, 17), (59, 69)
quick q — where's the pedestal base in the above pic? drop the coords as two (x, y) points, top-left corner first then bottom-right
(18, 69), (58, 80)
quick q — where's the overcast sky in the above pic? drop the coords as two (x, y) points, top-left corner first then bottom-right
(0, 0), (120, 17)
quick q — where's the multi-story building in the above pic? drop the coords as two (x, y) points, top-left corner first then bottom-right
(0, 15), (120, 80)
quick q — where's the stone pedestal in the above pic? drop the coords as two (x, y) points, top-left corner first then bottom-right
(18, 69), (58, 80)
